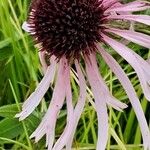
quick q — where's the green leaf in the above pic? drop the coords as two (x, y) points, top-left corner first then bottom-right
(0, 39), (11, 49)
(0, 47), (13, 60)
(0, 39), (13, 60)
(0, 104), (41, 134)
(26, 114), (41, 133)
(0, 118), (23, 140)
(0, 104), (21, 118)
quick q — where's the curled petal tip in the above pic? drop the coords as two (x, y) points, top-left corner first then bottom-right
(30, 133), (35, 139)
(19, 117), (24, 121)
(14, 113), (20, 118)
(117, 104), (128, 111)
(16, 112), (27, 121)
(144, 94), (150, 102)
(122, 103), (128, 109)
(22, 21), (31, 33)
(15, 113), (24, 120)
(34, 138), (39, 143)
(107, 96), (128, 111)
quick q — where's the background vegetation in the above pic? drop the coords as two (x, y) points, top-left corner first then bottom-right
(0, 0), (150, 149)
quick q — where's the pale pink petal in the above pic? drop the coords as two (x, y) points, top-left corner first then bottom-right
(102, 34), (150, 101)
(106, 96), (127, 111)
(22, 21), (31, 32)
(102, 0), (119, 9)
(85, 54), (108, 149)
(105, 28), (150, 48)
(30, 57), (68, 150)
(97, 45), (150, 149)
(106, 1), (150, 13)
(66, 60), (87, 149)
(52, 65), (73, 150)
(107, 15), (150, 26)
(15, 59), (56, 120)
(147, 58), (150, 64)
(53, 60), (87, 150)
(86, 54), (127, 111)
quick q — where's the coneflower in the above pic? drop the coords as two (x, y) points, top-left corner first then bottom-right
(16, 0), (150, 149)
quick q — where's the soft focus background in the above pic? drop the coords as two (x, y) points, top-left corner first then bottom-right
(0, 0), (150, 149)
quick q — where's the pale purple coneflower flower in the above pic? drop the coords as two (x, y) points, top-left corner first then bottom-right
(16, 0), (150, 149)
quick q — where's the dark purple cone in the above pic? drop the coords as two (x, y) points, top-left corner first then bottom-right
(28, 0), (104, 60)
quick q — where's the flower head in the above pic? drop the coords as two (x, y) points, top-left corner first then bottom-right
(16, 0), (150, 149)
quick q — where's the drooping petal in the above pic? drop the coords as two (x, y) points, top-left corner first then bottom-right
(85, 53), (126, 149)
(52, 64), (73, 150)
(22, 21), (32, 32)
(102, 34), (150, 101)
(86, 53), (127, 111)
(53, 60), (87, 150)
(97, 45), (150, 149)
(85, 54), (108, 150)
(15, 58), (56, 120)
(106, 96), (127, 112)
(107, 15), (150, 26)
(105, 1), (150, 13)
(29, 57), (68, 150)
(102, 0), (119, 9)
(105, 28), (150, 48)
(66, 60), (87, 149)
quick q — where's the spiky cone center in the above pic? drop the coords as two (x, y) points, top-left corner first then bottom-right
(28, 0), (104, 61)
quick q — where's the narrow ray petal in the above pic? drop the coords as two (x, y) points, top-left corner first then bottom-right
(85, 54), (108, 150)
(107, 15), (150, 26)
(97, 45), (150, 149)
(30, 58), (68, 149)
(22, 21), (31, 32)
(52, 65), (73, 150)
(103, 0), (119, 9)
(102, 34), (150, 101)
(15, 60), (56, 120)
(105, 28), (150, 48)
(106, 1), (150, 12)
(106, 96), (128, 111)
(86, 53), (127, 111)
(66, 60), (87, 149)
